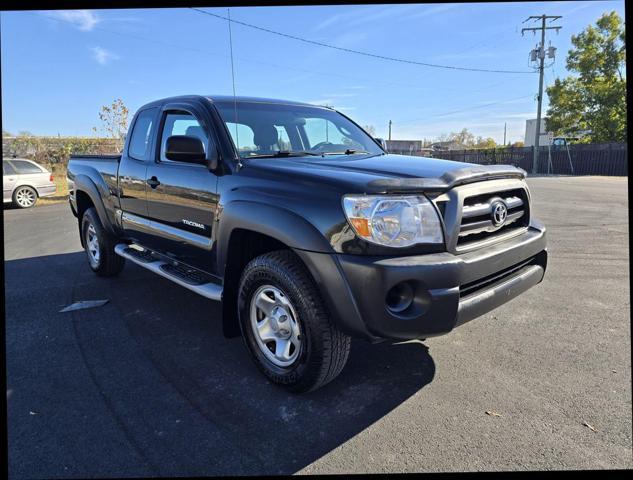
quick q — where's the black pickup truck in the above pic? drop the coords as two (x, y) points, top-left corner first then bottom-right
(67, 95), (547, 392)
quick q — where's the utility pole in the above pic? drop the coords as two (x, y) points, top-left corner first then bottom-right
(504, 122), (507, 146)
(522, 14), (561, 174)
(388, 120), (392, 141)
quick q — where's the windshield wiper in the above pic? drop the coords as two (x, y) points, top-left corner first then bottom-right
(321, 149), (371, 155)
(244, 150), (322, 159)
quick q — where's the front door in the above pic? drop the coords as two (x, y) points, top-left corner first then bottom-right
(144, 107), (219, 273)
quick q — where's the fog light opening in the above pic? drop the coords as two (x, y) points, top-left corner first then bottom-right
(386, 281), (414, 314)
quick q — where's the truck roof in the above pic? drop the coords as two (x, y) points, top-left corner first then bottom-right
(140, 94), (317, 109)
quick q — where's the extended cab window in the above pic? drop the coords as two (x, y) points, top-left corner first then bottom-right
(160, 112), (209, 162)
(10, 160), (45, 174)
(128, 108), (156, 160)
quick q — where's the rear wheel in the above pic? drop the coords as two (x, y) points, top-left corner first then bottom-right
(13, 186), (37, 208)
(81, 207), (125, 277)
(238, 250), (351, 393)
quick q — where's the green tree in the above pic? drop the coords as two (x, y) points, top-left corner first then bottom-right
(433, 129), (497, 148)
(475, 136), (497, 149)
(449, 128), (476, 146)
(546, 11), (626, 142)
(93, 98), (129, 147)
(363, 125), (376, 136)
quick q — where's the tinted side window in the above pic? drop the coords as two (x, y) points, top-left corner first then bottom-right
(128, 108), (157, 160)
(11, 160), (45, 174)
(160, 112), (210, 162)
(3, 162), (16, 175)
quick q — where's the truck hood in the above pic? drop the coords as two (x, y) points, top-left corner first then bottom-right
(243, 153), (526, 193)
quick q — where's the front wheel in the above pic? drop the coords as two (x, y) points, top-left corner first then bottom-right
(81, 207), (125, 277)
(13, 186), (37, 208)
(238, 250), (351, 393)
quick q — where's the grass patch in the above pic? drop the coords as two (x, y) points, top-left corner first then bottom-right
(37, 164), (69, 206)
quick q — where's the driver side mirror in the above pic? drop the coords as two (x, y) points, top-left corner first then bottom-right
(165, 135), (218, 170)
(375, 137), (388, 151)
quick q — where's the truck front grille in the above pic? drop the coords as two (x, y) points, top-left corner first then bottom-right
(457, 188), (530, 250)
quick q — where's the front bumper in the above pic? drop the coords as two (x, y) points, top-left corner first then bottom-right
(296, 221), (547, 342)
(36, 185), (57, 198)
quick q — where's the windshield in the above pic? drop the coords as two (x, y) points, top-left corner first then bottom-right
(213, 101), (383, 159)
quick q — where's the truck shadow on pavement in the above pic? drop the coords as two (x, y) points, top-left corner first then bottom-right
(6, 252), (435, 477)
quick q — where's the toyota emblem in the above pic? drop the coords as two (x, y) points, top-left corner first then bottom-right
(491, 201), (508, 227)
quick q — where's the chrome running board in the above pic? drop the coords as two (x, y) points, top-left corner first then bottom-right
(114, 244), (222, 301)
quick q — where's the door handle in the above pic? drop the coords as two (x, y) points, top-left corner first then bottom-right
(147, 176), (161, 189)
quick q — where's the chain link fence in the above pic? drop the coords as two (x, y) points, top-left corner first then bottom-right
(2, 136), (122, 168)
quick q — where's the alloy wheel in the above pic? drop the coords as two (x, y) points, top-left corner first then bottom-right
(85, 223), (101, 267)
(249, 284), (302, 367)
(15, 187), (36, 208)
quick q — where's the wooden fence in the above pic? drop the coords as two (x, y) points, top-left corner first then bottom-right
(419, 143), (627, 176)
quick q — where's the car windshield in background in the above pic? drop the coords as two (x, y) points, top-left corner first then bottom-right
(213, 101), (383, 159)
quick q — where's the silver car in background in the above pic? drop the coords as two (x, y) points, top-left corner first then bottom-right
(3, 158), (56, 208)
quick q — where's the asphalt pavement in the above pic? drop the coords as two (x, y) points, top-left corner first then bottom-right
(4, 176), (631, 476)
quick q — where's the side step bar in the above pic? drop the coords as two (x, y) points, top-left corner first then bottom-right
(114, 244), (222, 301)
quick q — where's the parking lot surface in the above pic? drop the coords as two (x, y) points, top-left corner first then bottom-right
(4, 176), (631, 476)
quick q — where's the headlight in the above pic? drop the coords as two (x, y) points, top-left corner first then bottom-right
(342, 195), (443, 247)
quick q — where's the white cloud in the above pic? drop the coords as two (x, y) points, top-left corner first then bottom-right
(91, 46), (119, 65)
(393, 117), (530, 144)
(313, 11), (348, 32)
(502, 112), (538, 119)
(430, 50), (498, 61)
(551, 0), (606, 16)
(313, 3), (455, 32)
(329, 31), (369, 48)
(322, 92), (357, 98)
(306, 98), (334, 105)
(46, 10), (100, 31)
(406, 3), (461, 20)
(307, 30), (369, 65)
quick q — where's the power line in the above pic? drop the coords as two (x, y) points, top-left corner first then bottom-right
(227, 8), (240, 153)
(190, 7), (536, 75)
(34, 11), (516, 100)
(34, 10), (536, 132)
(395, 94), (534, 126)
(453, 24), (522, 57)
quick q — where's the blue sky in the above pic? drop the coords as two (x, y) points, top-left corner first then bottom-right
(0, 1), (626, 144)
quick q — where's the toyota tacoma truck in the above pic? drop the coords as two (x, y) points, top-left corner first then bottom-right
(67, 95), (547, 392)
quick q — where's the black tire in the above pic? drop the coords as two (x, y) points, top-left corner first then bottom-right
(81, 207), (125, 277)
(238, 250), (351, 393)
(13, 185), (38, 208)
